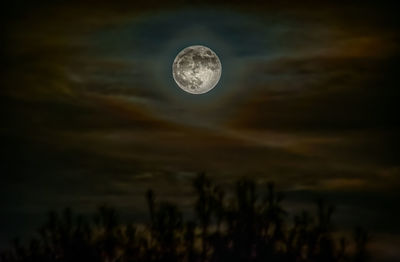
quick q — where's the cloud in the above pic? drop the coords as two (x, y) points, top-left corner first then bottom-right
(1, 1), (399, 255)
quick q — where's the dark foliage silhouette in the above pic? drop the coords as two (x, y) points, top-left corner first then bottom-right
(0, 174), (369, 262)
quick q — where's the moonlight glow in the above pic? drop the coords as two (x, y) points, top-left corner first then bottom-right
(172, 45), (222, 94)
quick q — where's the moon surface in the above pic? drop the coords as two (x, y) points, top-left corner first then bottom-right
(172, 45), (222, 94)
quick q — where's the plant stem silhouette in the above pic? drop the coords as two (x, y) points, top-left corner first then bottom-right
(0, 173), (369, 262)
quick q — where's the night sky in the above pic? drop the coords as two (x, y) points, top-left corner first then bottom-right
(2, 1), (400, 260)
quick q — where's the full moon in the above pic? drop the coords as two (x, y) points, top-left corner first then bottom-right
(172, 45), (222, 94)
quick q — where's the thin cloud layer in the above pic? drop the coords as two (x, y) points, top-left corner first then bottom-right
(2, 1), (399, 259)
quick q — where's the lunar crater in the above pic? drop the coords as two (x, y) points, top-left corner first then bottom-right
(172, 45), (221, 94)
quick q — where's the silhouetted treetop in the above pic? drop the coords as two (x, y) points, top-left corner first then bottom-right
(0, 173), (369, 262)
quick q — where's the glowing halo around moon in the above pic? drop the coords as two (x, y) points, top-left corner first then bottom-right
(172, 45), (222, 94)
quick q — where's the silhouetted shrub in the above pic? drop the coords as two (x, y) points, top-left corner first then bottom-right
(0, 174), (369, 262)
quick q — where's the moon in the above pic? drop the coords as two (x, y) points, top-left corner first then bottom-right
(172, 45), (222, 94)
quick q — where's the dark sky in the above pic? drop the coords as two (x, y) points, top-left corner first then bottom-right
(2, 1), (400, 260)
